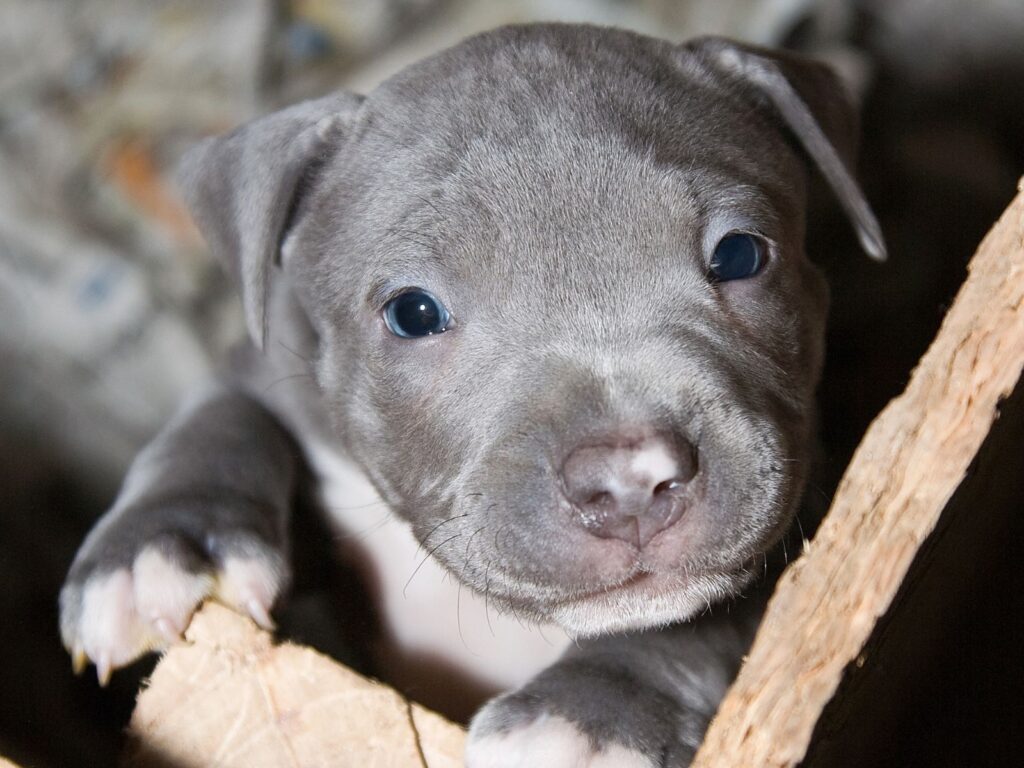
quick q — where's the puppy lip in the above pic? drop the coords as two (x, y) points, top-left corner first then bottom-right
(544, 573), (647, 609)
(546, 560), (743, 610)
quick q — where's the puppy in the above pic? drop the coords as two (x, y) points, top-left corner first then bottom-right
(59, 24), (883, 766)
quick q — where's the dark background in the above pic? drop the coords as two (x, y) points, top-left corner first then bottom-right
(1, 1), (1022, 765)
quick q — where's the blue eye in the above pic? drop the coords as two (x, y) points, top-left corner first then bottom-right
(709, 233), (767, 282)
(383, 290), (451, 338)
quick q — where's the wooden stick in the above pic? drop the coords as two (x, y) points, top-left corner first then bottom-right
(126, 603), (465, 767)
(693, 178), (1024, 767)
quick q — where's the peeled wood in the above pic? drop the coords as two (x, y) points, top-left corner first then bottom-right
(693, 178), (1024, 767)
(125, 603), (465, 768)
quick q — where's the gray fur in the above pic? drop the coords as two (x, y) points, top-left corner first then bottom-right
(60, 24), (882, 765)
(470, 602), (761, 764)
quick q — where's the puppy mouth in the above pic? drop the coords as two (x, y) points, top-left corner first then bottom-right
(546, 559), (744, 609)
(538, 560), (756, 636)
(543, 569), (652, 608)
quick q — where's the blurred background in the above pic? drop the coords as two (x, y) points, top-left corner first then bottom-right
(1, 0), (1022, 766)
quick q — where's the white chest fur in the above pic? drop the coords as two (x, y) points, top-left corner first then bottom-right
(305, 441), (570, 697)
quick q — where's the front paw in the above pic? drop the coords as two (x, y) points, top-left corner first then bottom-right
(59, 496), (289, 684)
(466, 660), (706, 768)
(467, 709), (657, 768)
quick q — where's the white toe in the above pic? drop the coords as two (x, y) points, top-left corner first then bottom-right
(65, 547), (285, 682)
(589, 743), (655, 768)
(133, 546), (213, 637)
(215, 555), (285, 629)
(79, 569), (158, 678)
(466, 714), (655, 768)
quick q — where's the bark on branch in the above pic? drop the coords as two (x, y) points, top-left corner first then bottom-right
(693, 178), (1024, 767)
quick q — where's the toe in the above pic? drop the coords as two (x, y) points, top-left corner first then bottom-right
(215, 553), (287, 630)
(467, 710), (658, 768)
(78, 569), (159, 681)
(133, 545), (213, 638)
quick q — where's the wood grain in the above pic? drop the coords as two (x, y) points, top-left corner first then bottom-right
(126, 603), (465, 768)
(693, 178), (1024, 767)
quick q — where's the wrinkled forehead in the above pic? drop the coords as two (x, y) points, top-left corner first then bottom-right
(357, 130), (800, 304)
(355, 32), (808, 205)
(336, 41), (810, 303)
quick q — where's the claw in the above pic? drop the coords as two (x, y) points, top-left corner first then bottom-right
(96, 652), (112, 687)
(72, 646), (88, 676)
(246, 599), (275, 631)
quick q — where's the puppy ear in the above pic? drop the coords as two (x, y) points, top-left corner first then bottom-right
(688, 37), (886, 261)
(178, 92), (364, 349)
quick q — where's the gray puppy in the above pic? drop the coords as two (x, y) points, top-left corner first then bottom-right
(59, 24), (883, 766)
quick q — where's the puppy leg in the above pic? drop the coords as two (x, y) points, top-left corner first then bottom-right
(59, 385), (303, 683)
(467, 606), (758, 768)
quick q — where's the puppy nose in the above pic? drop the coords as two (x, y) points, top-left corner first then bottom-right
(561, 432), (697, 548)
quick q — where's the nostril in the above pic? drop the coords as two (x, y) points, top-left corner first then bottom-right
(584, 490), (614, 508)
(677, 443), (699, 484)
(652, 479), (682, 497)
(562, 432), (699, 545)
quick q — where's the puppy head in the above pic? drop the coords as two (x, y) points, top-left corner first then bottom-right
(180, 25), (883, 636)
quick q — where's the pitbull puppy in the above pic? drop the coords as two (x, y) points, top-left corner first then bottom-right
(59, 24), (883, 766)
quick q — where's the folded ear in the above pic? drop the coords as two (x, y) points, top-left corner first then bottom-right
(178, 92), (364, 349)
(687, 37), (886, 261)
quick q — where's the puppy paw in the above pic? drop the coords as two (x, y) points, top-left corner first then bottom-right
(466, 660), (705, 768)
(60, 501), (288, 684)
(467, 709), (655, 767)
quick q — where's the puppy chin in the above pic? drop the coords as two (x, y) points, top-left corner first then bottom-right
(547, 568), (754, 638)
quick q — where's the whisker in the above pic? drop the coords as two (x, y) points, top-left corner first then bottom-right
(805, 480), (832, 505)
(276, 339), (311, 364)
(537, 624), (554, 647)
(415, 514), (469, 559)
(506, 590), (526, 631)
(483, 559), (495, 637)
(413, 192), (444, 220)
(324, 499), (389, 513)
(457, 580), (474, 654)
(263, 372), (313, 394)
(334, 512), (393, 542)
(491, 520), (514, 559)
(497, 522), (518, 560)
(795, 514), (810, 553)
(403, 533), (461, 598)
(464, 525), (486, 563)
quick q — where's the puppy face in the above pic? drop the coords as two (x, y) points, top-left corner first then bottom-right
(286, 28), (831, 635)
(182, 25), (880, 636)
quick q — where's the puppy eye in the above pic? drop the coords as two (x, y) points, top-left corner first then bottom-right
(383, 289), (451, 338)
(709, 233), (767, 282)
